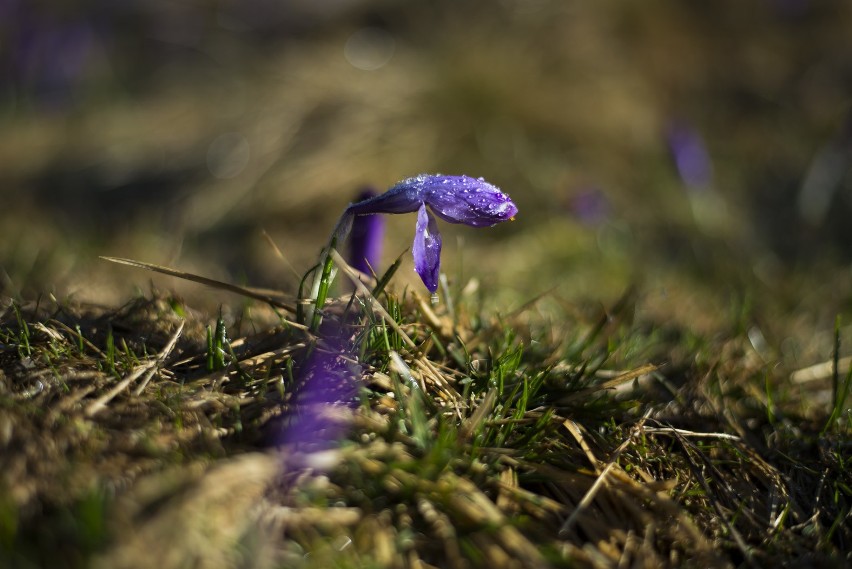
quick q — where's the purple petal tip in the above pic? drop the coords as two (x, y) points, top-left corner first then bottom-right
(417, 174), (518, 227)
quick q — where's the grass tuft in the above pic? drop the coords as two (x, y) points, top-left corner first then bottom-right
(1, 256), (851, 568)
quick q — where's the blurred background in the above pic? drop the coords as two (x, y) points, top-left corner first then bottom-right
(2, 0), (852, 345)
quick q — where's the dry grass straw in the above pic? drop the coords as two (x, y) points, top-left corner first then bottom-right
(1, 273), (850, 568)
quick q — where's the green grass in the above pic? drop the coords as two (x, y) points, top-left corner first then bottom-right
(3, 3), (852, 566)
(1, 250), (850, 568)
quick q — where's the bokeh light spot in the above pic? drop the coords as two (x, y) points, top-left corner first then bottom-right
(207, 132), (250, 179)
(344, 27), (395, 71)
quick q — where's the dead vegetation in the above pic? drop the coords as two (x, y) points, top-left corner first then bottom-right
(1, 268), (849, 568)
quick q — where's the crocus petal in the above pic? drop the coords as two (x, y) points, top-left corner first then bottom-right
(274, 335), (359, 455)
(412, 203), (442, 292)
(346, 183), (425, 216)
(348, 189), (384, 275)
(422, 175), (517, 227)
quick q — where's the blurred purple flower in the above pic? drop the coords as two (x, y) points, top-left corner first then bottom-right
(348, 188), (384, 276)
(570, 187), (610, 225)
(275, 336), (359, 455)
(3, 4), (100, 110)
(342, 174), (517, 292)
(666, 121), (713, 190)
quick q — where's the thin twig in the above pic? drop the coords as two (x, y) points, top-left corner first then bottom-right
(460, 388), (498, 442)
(563, 420), (603, 474)
(100, 256), (304, 326)
(557, 364), (657, 404)
(559, 408), (653, 537)
(86, 320), (185, 416)
(260, 229), (301, 280)
(642, 427), (741, 441)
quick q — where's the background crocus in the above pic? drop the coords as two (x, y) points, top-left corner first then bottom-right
(666, 121), (713, 191)
(347, 188), (384, 277)
(339, 174), (517, 293)
(274, 335), (360, 457)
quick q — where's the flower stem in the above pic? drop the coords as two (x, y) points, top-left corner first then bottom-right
(310, 237), (338, 333)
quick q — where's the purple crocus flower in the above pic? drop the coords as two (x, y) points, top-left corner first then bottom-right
(275, 336), (359, 455)
(348, 188), (384, 276)
(338, 174), (517, 293)
(570, 187), (610, 225)
(666, 121), (713, 190)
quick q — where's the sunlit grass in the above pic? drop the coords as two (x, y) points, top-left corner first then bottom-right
(1, 247), (850, 567)
(2, 2), (852, 566)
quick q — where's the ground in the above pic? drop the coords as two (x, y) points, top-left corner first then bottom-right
(1, 1), (852, 567)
